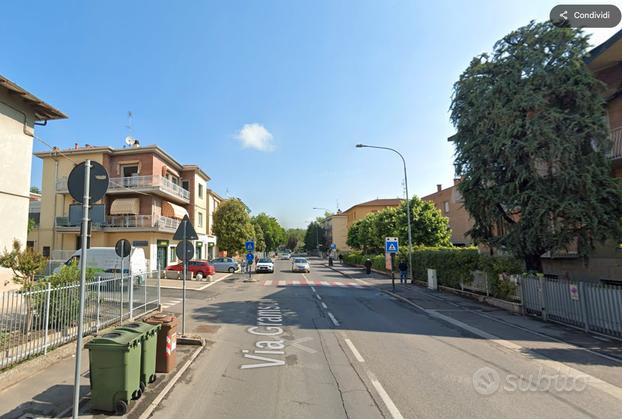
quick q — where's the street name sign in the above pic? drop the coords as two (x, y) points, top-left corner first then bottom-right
(385, 237), (399, 254)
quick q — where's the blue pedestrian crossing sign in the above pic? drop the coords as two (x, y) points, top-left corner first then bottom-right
(246, 253), (254, 263)
(245, 240), (255, 252)
(385, 237), (399, 254)
(330, 243), (336, 250)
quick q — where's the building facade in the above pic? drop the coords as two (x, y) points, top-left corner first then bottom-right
(31, 144), (220, 270)
(421, 180), (473, 246)
(0, 75), (66, 254)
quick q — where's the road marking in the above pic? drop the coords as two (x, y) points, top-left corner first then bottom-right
(138, 345), (203, 419)
(327, 312), (340, 327)
(321, 281), (331, 287)
(345, 338), (365, 363)
(367, 371), (404, 419)
(384, 289), (622, 402)
(264, 279), (273, 286)
(347, 282), (361, 287)
(334, 282), (346, 287)
(278, 280), (286, 286)
(316, 294), (322, 300)
(310, 286), (316, 292)
(321, 302), (328, 309)
(197, 273), (232, 290)
(292, 280), (300, 286)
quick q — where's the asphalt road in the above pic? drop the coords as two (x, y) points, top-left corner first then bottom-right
(149, 259), (622, 419)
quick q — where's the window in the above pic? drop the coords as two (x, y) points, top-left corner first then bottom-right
(182, 180), (190, 191)
(198, 212), (203, 227)
(198, 184), (204, 198)
(170, 246), (177, 262)
(42, 246), (50, 257)
(121, 165), (139, 177)
(443, 201), (450, 214)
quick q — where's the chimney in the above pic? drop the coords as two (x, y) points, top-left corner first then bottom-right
(453, 178), (460, 186)
(436, 184), (442, 192)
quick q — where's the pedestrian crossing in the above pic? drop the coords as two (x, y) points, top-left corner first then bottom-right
(160, 298), (182, 309)
(261, 279), (364, 288)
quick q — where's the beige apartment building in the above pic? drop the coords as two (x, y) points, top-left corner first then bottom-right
(30, 144), (221, 270)
(0, 75), (66, 254)
(421, 180), (473, 246)
(326, 198), (404, 251)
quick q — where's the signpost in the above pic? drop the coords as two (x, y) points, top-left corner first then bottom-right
(67, 160), (109, 419)
(245, 240), (255, 281)
(115, 239), (131, 320)
(173, 215), (198, 336)
(385, 237), (399, 291)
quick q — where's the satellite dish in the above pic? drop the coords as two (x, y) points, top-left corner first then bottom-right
(125, 136), (136, 146)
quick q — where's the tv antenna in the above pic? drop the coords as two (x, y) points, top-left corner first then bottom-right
(124, 111), (140, 147)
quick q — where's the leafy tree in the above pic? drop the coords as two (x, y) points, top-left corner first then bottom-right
(29, 186), (40, 194)
(28, 217), (37, 233)
(285, 228), (305, 251)
(252, 222), (266, 252)
(450, 21), (622, 272)
(252, 213), (286, 252)
(304, 222), (326, 252)
(213, 198), (255, 255)
(396, 197), (452, 248)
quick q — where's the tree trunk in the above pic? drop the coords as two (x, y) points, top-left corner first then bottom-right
(524, 254), (543, 273)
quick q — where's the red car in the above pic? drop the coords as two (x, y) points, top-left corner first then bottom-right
(166, 260), (215, 280)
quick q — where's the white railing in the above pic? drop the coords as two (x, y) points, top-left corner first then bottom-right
(610, 127), (622, 159)
(108, 175), (190, 200)
(55, 214), (180, 231)
(0, 271), (160, 370)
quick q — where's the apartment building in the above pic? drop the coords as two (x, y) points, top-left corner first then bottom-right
(0, 75), (66, 254)
(206, 188), (224, 259)
(31, 144), (219, 270)
(324, 211), (348, 251)
(421, 180), (473, 246)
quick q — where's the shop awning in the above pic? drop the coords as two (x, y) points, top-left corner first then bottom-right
(110, 198), (140, 215)
(162, 201), (188, 220)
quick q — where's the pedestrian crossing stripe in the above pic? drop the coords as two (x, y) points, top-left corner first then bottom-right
(263, 280), (365, 288)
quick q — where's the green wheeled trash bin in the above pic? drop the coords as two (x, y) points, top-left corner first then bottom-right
(117, 322), (161, 389)
(86, 330), (142, 415)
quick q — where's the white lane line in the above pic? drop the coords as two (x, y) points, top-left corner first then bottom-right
(138, 345), (204, 419)
(345, 338), (365, 363)
(327, 312), (340, 327)
(385, 290), (622, 402)
(334, 282), (346, 287)
(316, 294), (322, 300)
(347, 282), (361, 287)
(264, 280), (273, 286)
(197, 273), (232, 290)
(367, 371), (404, 419)
(320, 281), (331, 287)
(278, 280), (286, 286)
(310, 286), (316, 293)
(321, 302), (328, 309)
(292, 280), (300, 286)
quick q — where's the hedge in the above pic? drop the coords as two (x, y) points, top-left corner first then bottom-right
(340, 247), (522, 299)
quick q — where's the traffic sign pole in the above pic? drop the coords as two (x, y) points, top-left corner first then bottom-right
(73, 160), (91, 419)
(182, 220), (187, 335)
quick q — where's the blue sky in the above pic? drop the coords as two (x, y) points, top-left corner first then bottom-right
(2, 1), (619, 228)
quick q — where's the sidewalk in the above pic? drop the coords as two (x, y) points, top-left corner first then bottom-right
(326, 262), (622, 386)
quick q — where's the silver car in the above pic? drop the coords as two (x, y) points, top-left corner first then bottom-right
(210, 257), (240, 273)
(291, 257), (310, 273)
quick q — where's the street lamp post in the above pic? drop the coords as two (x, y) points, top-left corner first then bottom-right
(355, 144), (413, 283)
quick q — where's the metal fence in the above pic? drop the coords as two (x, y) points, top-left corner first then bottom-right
(459, 271), (521, 301)
(521, 275), (622, 338)
(0, 271), (160, 370)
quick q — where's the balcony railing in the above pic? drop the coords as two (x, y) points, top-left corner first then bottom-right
(610, 127), (622, 160)
(108, 175), (190, 201)
(55, 215), (180, 232)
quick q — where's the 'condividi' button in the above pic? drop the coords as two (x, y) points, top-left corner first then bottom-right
(551, 4), (621, 28)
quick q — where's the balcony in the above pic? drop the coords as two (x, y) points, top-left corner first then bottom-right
(56, 175), (190, 203)
(610, 127), (622, 160)
(55, 215), (180, 232)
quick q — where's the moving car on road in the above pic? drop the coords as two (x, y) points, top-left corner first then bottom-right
(166, 260), (215, 280)
(291, 257), (311, 273)
(256, 258), (275, 273)
(278, 252), (291, 260)
(210, 257), (241, 273)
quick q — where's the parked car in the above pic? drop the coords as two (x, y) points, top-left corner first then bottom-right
(291, 257), (310, 273)
(55, 247), (147, 284)
(210, 257), (241, 273)
(166, 260), (215, 280)
(256, 258), (274, 273)
(278, 252), (291, 260)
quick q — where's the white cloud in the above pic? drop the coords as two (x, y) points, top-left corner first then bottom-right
(234, 123), (274, 151)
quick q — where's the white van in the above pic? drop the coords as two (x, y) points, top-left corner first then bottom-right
(55, 247), (147, 283)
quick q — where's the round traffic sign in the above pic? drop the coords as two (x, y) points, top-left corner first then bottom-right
(246, 253), (254, 262)
(67, 161), (109, 204)
(176, 241), (194, 261)
(115, 239), (131, 258)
